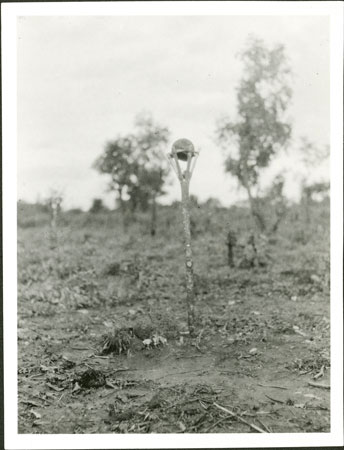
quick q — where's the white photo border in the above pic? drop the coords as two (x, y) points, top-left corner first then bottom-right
(2, 1), (343, 449)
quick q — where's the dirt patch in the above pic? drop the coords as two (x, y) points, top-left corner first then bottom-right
(17, 213), (330, 434)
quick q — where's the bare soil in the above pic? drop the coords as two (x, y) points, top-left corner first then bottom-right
(17, 210), (330, 434)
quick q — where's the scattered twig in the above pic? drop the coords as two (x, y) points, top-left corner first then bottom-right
(313, 365), (325, 380)
(112, 367), (131, 374)
(46, 383), (65, 392)
(101, 390), (118, 399)
(299, 369), (312, 375)
(30, 409), (42, 419)
(213, 402), (266, 433)
(257, 383), (287, 390)
(264, 394), (285, 404)
(127, 393), (146, 399)
(70, 346), (91, 351)
(57, 393), (65, 404)
(194, 329), (205, 352)
(199, 399), (210, 410)
(176, 354), (203, 359)
(243, 411), (274, 416)
(307, 381), (330, 389)
(161, 351), (173, 361)
(105, 380), (117, 389)
(81, 362), (95, 370)
(189, 412), (208, 431)
(23, 327), (40, 335)
(256, 417), (271, 433)
(238, 353), (254, 359)
(164, 402), (179, 411)
(293, 328), (308, 337)
(204, 415), (233, 432)
(304, 405), (329, 411)
(155, 369), (205, 380)
(241, 411), (257, 417)
(20, 399), (42, 407)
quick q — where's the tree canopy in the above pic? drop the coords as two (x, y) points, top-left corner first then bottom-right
(93, 112), (170, 212)
(215, 36), (293, 230)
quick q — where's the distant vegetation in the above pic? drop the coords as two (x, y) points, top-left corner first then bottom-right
(18, 193), (329, 244)
(93, 112), (170, 236)
(215, 36), (293, 232)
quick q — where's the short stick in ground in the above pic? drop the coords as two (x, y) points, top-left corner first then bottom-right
(213, 402), (266, 433)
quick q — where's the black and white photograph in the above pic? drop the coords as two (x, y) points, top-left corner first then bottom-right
(2, 1), (343, 449)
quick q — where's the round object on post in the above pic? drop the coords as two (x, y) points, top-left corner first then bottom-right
(172, 138), (195, 161)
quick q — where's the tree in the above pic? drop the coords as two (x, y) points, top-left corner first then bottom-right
(264, 174), (288, 233)
(215, 36), (292, 231)
(301, 181), (330, 223)
(296, 137), (330, 222)
(93, 136), (135, 212)
(89, 198), (108, 214)
(93, 113), (170, 234)
(45, 189), (63, 230)
(298, 136), (329, 168)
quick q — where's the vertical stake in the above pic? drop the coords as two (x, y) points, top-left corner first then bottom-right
(168, 139), (199, 335)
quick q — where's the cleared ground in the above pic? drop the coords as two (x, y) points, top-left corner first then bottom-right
(17, 203), (330, 433)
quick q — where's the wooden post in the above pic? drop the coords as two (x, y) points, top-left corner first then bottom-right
(226, 229), (236, 268)
(47, 192), (62, 249)
(150, 195), (157, 236)
(168, 138), (198, 336)
(180, 176), (196, 334)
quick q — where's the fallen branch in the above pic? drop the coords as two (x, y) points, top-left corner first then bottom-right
(112, 368), (131, 374)
(155, 368), (206, 380)
(204, 416), (233, 432)
(213, 402), (266, 433)
(193, 329), (205, 352)
(57, 393), (65, 404)
(70, 346), (91, 351)
(304, 405), (329, 411)
(256, 417), (271, 433)
(264, 394), (285, 404)
(313, 366), (325, 380)
(176, 354), (203, 359)
(293, 328), (308, 337)
(299, 369), (312, 375)
(46, 383), (65, 392)
(81, 362), (95, 370)
(307, 381), (330, 389)
(189, 412), (207, 431)
(257, 383), (287, 390)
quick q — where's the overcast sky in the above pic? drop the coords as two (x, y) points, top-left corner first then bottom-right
(17, 15), (330, 210)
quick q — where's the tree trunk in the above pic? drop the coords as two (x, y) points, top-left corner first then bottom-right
(271, 207), (287, 233)
(150, 196), (157, 236)
(118, 187), (124, 211)
(51, 207), (57, 230)
(227, 243), (234, 267)
(117, 187), (128, 231)
(304, 195), (311, 224)
(180, 181), (196, 336)
(242, 156), (266, 232)
(227, 229), (236, 267)
(245, 186), (266, 232)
